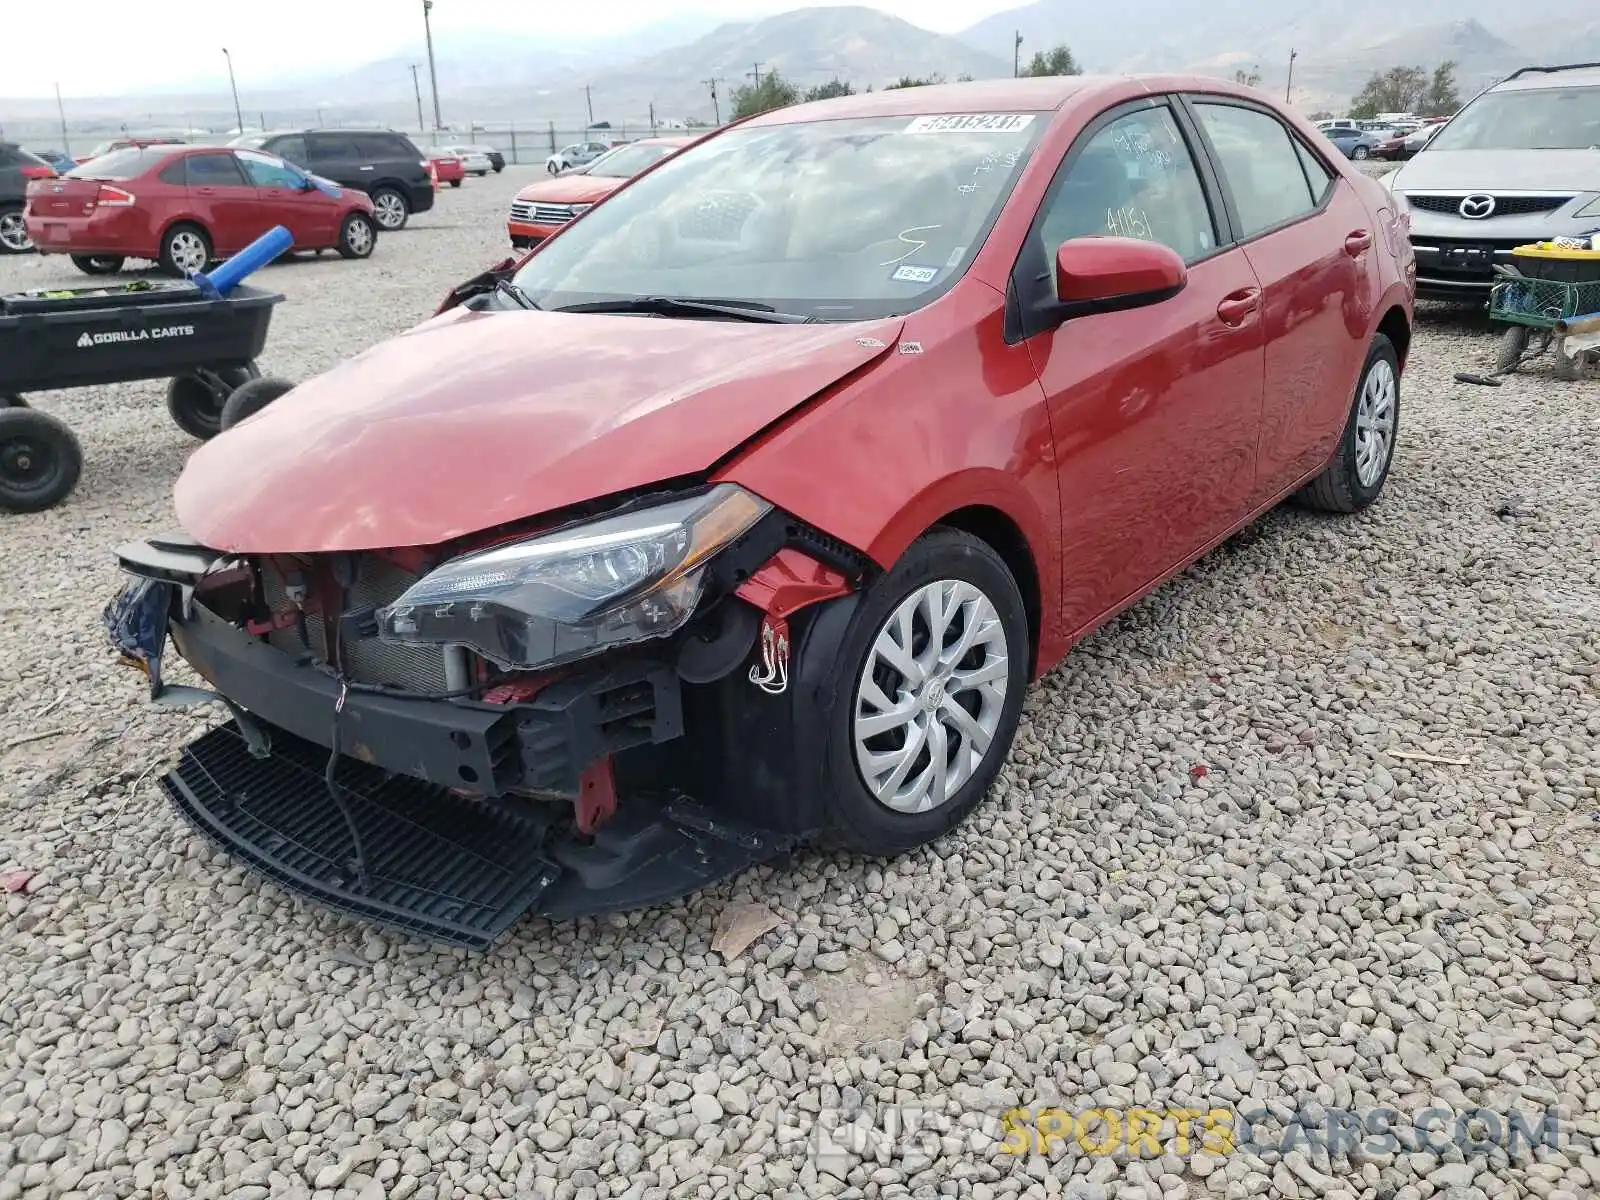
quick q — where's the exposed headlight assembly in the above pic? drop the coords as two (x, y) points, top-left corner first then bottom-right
(377, 485), (770, 671)
(1573, 196), (1600, 218)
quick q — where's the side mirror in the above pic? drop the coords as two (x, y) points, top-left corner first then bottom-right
(1051, 237), (1187, 319)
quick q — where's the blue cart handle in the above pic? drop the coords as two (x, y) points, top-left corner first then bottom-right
(191, 225), (293, 298)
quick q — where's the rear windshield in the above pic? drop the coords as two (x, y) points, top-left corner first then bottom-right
(586, 143), (679, 178)
(1431, 85), (1600, 151)
(67, 148), (166, 179)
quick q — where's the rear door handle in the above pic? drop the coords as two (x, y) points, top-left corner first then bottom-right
(1344, 230), (1373, 256)
(1216, 288), (1260, 327)
(358, 165), (375, 171)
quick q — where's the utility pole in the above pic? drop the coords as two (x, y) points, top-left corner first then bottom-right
(748, 62), (764, 86)
(584, 84), (594, 127)
(422, 0), (443, 131)
(1286, 48), (1297, 104)
(221, 48), (244, 134)
(1014, 31), (1023, 78)
(648, 102), (657, 135)
(703, 78), (722, 124)
(54, 83), (69, 153)
(410, 64), (426, 133)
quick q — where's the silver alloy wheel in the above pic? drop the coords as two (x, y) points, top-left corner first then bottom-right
(853, 579), (1011, 815)
(168, 230), (208, 274)
(345, 216), (374, 255)
(372, 193), (406, 229)
(1354, 356), (1397, 487)
(0, 211), (32, 252)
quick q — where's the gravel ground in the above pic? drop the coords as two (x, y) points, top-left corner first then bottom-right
(2, 165), (1598, 1200)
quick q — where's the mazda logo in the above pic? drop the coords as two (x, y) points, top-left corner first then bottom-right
(1459, 194), (1496, 219)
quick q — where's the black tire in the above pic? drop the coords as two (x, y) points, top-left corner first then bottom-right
(166, 365), (257, 440)
(817, 528), (1029, 856)
(220, 376), (295, 430)
(71, 254), (126, 275)
(547, 162), (560, 176)
(493, 164), (504, 174)
(0, 204), (31, 254)
(158, 222), (212, 277)
(1493, 325), (1529, 375)
(336, 212), (377, 260)
(369, 187), (409, 231)
(0, 409), (83, 513)
(1293, 334), (1400, 513)
(0, 395), (27, 408)
(449, 179), (462, 189)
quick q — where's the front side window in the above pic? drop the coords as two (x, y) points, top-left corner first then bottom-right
(1431, 86), (1600, 151)
(270, 136), (308, 166)
(1194, 103), (1320, 238)
(236, 149), (307, 189)
(1035, 106), (1217, 267)
(309, 136), (357, 162)
(513, 114), (1045, 321)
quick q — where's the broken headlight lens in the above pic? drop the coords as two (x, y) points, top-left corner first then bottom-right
(377, 484), (770, 670)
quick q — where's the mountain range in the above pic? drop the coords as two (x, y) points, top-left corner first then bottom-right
(3, 2), (1598, 139)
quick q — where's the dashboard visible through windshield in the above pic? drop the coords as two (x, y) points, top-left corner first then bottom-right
(511, 114), (1046, 322)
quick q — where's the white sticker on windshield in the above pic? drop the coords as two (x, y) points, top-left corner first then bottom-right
(891, 264), (939, 284)
(904, 114), (1035, 135)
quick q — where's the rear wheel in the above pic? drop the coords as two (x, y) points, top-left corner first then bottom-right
(71, 254), (125, 275)
(819, 528), (1029, 856)
(1493, 325), (1529, 375)
(0, 409), (83, 513)
(0, 205), (31, 254)
(449, 179), (462, 188)
(1293, 334), (1399, 513)
(166, 364), (258, 440)
(336, 212), (377, 259)
(220, 376), (295, 430)
(370, 187), (409, 231)
(159, 223), (212, 277)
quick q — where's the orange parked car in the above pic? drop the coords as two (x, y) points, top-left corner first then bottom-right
(506, 136), (693, 248)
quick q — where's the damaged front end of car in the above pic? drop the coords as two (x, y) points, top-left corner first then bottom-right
(105, 486), (868, 947)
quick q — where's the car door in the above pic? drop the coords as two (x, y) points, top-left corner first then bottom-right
(1186, 98), (1377, 501)
(236, 149), (331, 247)
(1015, 98), (1266, 633)
(182, 150), (259, 255)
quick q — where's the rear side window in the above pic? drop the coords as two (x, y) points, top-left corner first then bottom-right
(1193, 103), (1321, 238)
(353, 133), (408, 160)
(185, 152), (248, 186)
(269, 135), (308, 166)
(158, 160), (189, 185)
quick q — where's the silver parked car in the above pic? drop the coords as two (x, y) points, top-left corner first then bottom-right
(1385, 62), (1600, 301)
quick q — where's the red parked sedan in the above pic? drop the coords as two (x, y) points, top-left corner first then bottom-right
(108, 77), (1413, 944)
(427, 151), (465, 188)
(26, 145), (379, 276)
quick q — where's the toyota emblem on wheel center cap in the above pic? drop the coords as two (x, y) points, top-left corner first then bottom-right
(1459, 194), (1496, 219)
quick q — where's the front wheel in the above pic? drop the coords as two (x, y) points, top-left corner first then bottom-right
(1352, 145), (1371, 160)
(369, 187), (409, 231)
(72, 254), (125, 276)
(819, 528), (1029, 856)
(1494, 325), (1529, 375)
(166, 365), (258, 440)
(0, 409), (83, 513)
(336, 212), (377, 260)
(1292, 334), (1399, 513)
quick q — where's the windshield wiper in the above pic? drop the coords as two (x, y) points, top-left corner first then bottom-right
(494, 278), (540, 310)
(552, 296), (817, 323)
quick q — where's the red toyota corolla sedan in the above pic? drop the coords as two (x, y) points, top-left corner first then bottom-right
(107, 77), (1414, 945)
(26, 144), (379, 276)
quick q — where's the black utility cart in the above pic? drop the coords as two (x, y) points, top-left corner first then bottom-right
(0, 279), (281, 512)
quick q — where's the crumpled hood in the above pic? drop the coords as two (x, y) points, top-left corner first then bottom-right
(176, 307), (901, 553)
(1393, 149), (1600, 194)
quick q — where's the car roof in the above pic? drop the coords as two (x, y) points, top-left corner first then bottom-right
(1493, 63), (1600, 91)
(744, 74), (1271, 125)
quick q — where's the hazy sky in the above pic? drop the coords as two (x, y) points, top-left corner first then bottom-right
(2, 0), (1022, 96)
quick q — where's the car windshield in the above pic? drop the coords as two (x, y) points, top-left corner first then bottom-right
(513, 113), (1044, 322)
(1431, 85), (1600, 150)
(67, 147), (165, 179)
(586, 142), (679, 178)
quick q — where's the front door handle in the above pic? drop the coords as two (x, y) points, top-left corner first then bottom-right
(1216, 288), (1260, 327)
(195, 187), (216, 196)
(358, 165), (375, 171)
(1344, 230), (1373, 256)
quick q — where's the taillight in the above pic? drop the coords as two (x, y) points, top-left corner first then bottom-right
(419, 159), (430, 170)
(96, 185), (136, 207)
(20, 164), (54, 180)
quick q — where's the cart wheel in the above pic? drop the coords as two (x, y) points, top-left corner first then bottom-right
(220, 376), (296, 430)
(0, 409), (83, 513)
(166, 365), (255, 440)
(0, 394), (28, 408)
(1493, 326), (1528, 375)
